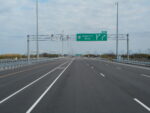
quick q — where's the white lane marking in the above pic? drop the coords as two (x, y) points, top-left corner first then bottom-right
(0, 61), (60, 79)
(0, 61), (68, 104)
(141, 74), (150, 78)
(26, 60), (74, 113)
(57, 67), (65, 70)
(134, 98), (150, 112)
(100, 73), (105, 77)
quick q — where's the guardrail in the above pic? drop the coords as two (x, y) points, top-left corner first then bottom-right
(94, 58), (150, 67)
(0, 57), (61, 71)
(113, 59), (150, 67)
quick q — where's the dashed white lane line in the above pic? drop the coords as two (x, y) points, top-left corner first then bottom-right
(0, 61), (68, 104)
(26, 60), (74, 113)
(141, 74), (150, 78)
(100, 73), (105, 77)
(134, 98), (150, 112)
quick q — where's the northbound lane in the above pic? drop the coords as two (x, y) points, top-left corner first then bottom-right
(0, 58), (149, 113)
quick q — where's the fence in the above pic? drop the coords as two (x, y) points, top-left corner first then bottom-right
(95, 58), (150, 67)
(0, 57), (61, 71)
(113, 59), (150, 67)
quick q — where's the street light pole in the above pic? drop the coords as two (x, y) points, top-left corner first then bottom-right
(62, 35), (64, 56)
(36, 0), (39, 59)
(127, 34), (129, 60)
(61, 31), (64, 56)
(116, 2), (119, 60)
(27, 35), (30, 63)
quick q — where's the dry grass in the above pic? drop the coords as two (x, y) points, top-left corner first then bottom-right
(0, 54), (24, 59)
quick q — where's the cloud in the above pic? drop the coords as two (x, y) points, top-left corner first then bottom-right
(0, 0), (150, 54)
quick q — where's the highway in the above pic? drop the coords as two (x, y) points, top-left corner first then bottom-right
(0, 57), (150, 113)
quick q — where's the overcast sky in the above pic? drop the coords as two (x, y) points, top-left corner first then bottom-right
(0, 0), (150, 55)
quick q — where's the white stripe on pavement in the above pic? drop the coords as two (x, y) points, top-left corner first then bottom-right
(141, 74), (150, 78)
(0, 61), (68, 104)
(134, 98), (150, 112)
(100, 73), (105, 77)
(26, 59), (74, 113)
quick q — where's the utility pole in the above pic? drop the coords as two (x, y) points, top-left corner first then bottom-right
(116, 2), (119, 60)
(27, 35), (30, 63)
(127, 34), (129, 60)
(36, 0), (39, 59)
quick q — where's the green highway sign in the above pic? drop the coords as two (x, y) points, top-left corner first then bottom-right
(76, 31), (107, 41)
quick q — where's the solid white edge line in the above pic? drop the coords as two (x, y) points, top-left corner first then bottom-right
(141, 74), (150, 78)
(134, 98), (150, 112)
(0, 61), (68, 104)
(26, 59), (74, 113)
(100, 73), (105, 77)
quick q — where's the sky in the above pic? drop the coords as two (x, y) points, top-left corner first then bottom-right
(0, 0), (150, 55)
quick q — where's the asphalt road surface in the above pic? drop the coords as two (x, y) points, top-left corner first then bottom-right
(0, 57), (150, 113)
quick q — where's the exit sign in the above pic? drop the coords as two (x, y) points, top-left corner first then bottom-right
(76, 31), (107, 41)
